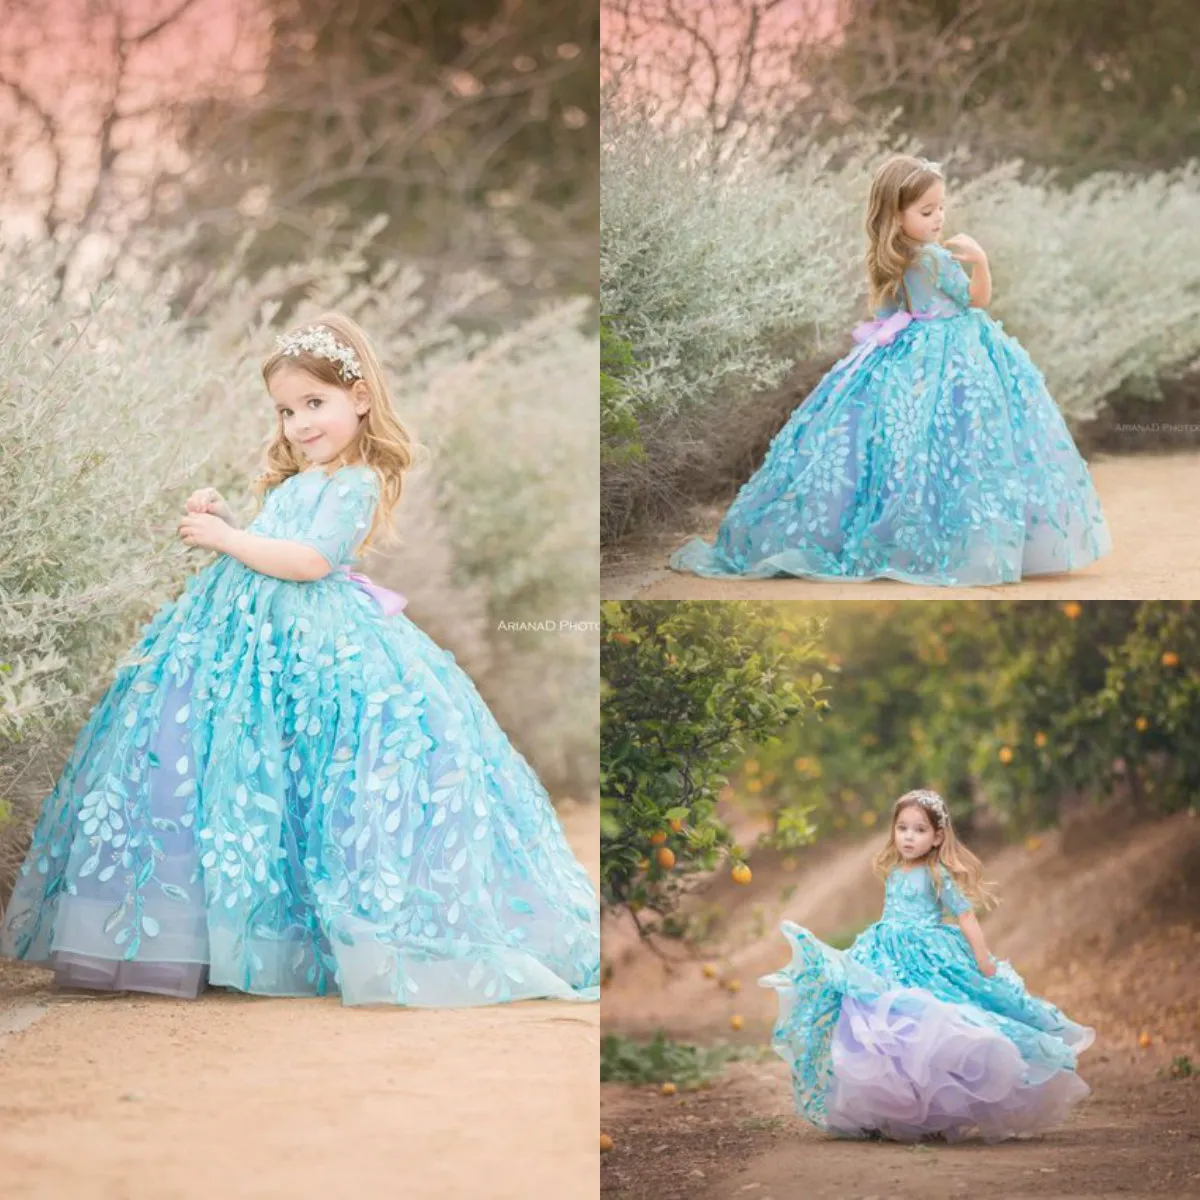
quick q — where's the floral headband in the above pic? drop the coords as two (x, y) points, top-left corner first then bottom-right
(900, 157), (943, 189)
(276, 325), (363, 382)
(900, 788), (950, 828)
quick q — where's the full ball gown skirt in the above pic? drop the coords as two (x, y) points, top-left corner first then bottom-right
(759, 864), (1094, 1143)
(670, 242), (1112, 585)
(0, 465), (600, 1007)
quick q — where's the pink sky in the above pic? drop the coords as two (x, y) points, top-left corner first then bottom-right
(0, 0), (268, 237)
(602, 0), (842, 115)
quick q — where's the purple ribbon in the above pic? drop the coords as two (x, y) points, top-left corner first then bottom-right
(844, 309), (939, 373)
(338, 566), (407, 615)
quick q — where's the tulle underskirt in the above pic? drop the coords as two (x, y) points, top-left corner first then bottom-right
(825, 988), (1093, 1143)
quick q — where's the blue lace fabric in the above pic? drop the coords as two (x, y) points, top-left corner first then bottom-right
(670, 243), (1112, 585)
(758, 863), (1095, 1143)
(0, 465), (600, 1007)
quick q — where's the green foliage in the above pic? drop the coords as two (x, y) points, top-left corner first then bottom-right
(739, 601), (1200, 839)
(601, 602), (828, 920)
(600, 1032), (760, 1086)
(1164, 1055), (1194, 1079)
(600, 315), (645, 467)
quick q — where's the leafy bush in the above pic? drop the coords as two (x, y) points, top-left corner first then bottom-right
(600, 601), (827, 921)
(600, 1031), (760, 1086)
(736, 601), (1200, 840)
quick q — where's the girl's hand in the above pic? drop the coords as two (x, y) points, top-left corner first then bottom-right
(944, 233), (987, 265)
(977, 955), (997, 979)
(186, 487), (235, 525)
(178, 512), (234, 554)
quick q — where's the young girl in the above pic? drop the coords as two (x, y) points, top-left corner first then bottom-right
(759, 789), (1094, 1143)
(0, 313), (600, 1008)
(670, 154), (1112, 586)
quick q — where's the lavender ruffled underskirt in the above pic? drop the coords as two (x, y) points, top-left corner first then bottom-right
(825, 988), (1094, 1143)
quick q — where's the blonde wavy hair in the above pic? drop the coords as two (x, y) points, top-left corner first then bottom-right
(864, 155), (945, 311)
(254, 311), (423, 555)
(870, 788), (1000, 912)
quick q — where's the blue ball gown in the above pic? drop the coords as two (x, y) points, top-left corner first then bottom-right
(758, 863), (1094, 1143)
(0, 465), (600, 1007)
(670, 243), (1112, 585)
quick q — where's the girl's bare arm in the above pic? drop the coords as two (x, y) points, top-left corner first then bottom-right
(221, 529), (331, 581)
(956, 910), (996, 976)
(968, 257), (993, 308)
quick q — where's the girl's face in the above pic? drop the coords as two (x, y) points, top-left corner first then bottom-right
(900, 179), (945, 244)
(269, 365), (370, 465)
(893, 803), (943, 863)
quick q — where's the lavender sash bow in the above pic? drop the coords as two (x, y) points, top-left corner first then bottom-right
(844, 309), (939, 373)
(337, 566), (407, 615)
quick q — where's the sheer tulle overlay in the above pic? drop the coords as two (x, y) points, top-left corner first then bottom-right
(1, 465), (600, 1007)
(671, 243), (1112, 585)
(759, 865), (1093, 1143)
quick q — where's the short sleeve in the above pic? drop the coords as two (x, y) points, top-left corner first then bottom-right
(925, 243), (972, 309)
(937, 865), (972, 916)
(292, 466), (379, 569)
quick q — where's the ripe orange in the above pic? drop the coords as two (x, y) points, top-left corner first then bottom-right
(729, 1014), (744, 1031)
(1034, 731), (1047, 748)
(731, 863), (752, 885)
(649, 830), (667, 846)
(655, 846), (675, 869)
(600, 1132), (614, 1151)
(1138, 1031), (1152, 1049)
(1161, 651), (1179, 667)
(669, 818), (684, 833)
(661, 1082), (677, 1096)
(1135, 716), (1149, 732)
(724, 978), (742, 993)
(701, 963), (718, 978)
(998, 746), (1014, 764)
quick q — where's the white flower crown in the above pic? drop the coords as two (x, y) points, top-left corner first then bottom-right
(276, 325), (364, 382)
(905, 788), (950, 827)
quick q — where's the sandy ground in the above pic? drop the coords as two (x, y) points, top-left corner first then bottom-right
(599, 809), (1200, 1199)
(602, 1055), (1200, 1200)
(601, 453), (1200, 600)
(0, 800), (600, 1200)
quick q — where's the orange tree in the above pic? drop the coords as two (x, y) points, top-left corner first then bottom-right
(743, 601), (1200, 839)
(600, 601), (828, 924)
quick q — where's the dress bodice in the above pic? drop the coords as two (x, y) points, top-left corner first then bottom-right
(880, 863), (972, 927)
(874, 242), (972, 320)
(245, 464), (379, 569)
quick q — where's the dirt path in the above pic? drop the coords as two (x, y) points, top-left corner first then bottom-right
(600, 810), (1200, 1198)
(601, 453), (1200, 599)
(0, 800), (599, 1200)
(602, 1055), (1200, 1200)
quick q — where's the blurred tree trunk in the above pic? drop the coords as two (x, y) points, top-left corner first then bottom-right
(166, 0), (599, 310)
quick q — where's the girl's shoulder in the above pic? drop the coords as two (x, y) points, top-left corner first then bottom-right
(909, 241), (953, 269)
(299, 462), (379, 490)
